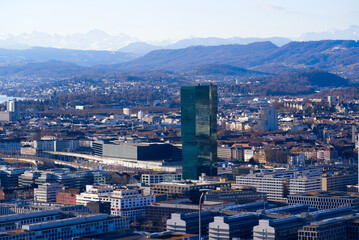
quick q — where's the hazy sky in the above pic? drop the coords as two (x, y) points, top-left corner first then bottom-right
(1, 0), (358, 41)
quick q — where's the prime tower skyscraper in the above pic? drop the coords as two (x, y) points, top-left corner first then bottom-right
(181, 85), (218, 180)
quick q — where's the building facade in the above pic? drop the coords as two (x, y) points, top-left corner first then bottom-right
(208, 214), (259, 240)
(181, 85), (218, 180)
(288, 192), (359, 210)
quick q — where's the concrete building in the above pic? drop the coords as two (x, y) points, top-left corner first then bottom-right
(145, 199), (234, 231)
(167, 211), (217, 236)
(236, 168), (323, 202)
(76, 185), (113, 205)
(260, 105), (278, 131)
(289, 175), (322, 195)
(288, 191), (359, 210)
(123, 107), (131, 116)
(0, 214), (129, 240)
(0, 99), (19, 122)
(236, 173), (289, 202)
(0, 167), (25, 188)
(18, 171), (42, 187)
(206, 186), (266, 204)
(181, 85), (218, 179)
(102, 188), (156, 219)
(34, 139), (79, 152)
(208, 214), (259, 240)
(93, 141), (181, 162)
(0, 210), (61, 232)
(0, 139), (21, 155)
(34, 183), (63, 202)
(150, 180), (230, 203)
(253, 217), (304, 240)
(0, 203), (91, 215)
(141, 173), (182, 185)
(146, 231), (199, 240)
(322, 172), (358, 192)
(56, 188), (80, 205)
(298, 214), (359, 240)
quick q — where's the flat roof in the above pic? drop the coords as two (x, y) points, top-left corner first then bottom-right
(290, 191), (359, 198)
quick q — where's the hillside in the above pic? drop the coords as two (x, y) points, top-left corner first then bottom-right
(0, 47), (137, 66)
(188, 64), (264, 76)
(257, 70), (350, 95)
(0, 60), (88, 79)
(115, 41), (279, 71)
(114, 40), (359, 79)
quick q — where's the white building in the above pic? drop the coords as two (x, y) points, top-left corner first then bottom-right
(34, 183), (63, 202)
(260, 106), (278, 131)
(102, 188), (156, 219)
(138, 110), (144, 121)
(0, 214), (129, 240)
(289, 175), (322, 195)
(76, 185), (113, 205)
(236, 174), (288, 202)
(208, 214), (259, 240)
(141, 173), (182, 185)
(123, 108), (131, 116)
(253, 217), (304, 240)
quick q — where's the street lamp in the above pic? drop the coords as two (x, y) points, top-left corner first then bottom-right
(199, 188), (211, 240)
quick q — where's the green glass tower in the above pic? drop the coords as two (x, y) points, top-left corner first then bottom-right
(181, 85), (218, 180)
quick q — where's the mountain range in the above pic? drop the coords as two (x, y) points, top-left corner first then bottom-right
(0, 40), (358, 82)
(1, 25), (358, 54)
(113, 40), (359, 75)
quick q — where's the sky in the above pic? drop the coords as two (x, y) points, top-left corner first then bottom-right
(0, 0), (358, 41)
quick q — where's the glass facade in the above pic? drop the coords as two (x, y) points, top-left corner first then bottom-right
(181, 85), (218, 179)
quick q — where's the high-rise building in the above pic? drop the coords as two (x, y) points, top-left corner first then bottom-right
(260, 105), (278, 131)
(181, 85), (218, 180)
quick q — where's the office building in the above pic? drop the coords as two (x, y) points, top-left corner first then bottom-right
(167, 211), (217, 236)
(102, 188), (156, 219)
(76, 185), (113, 205)
(0, 210), (61, 231)
(298, 214), (359, 240)
(146, 231), (199, 240)
(34, 183), (63, 202)
(0, 167), (25, 188)
(236, 173), (289, 202)
(0, 214), (129, 240)
(322, 172), (358, 192)
(0, 139), (21, 155)
(56, 188), (80, 205)
(260, 105), (278, 131)
(236, 168), (323, 202)
(206, 186), (266, 204)
(208, 214), (259, 240)
(0, 203), (91, 215)
(289, 175), (322, 195)
(150, 180), (230, 203)
(181, 85), (218, 179)
(93, 141), (181, 162)
(141, 173), (182, 185)
(0, 99), (19, 122)
(288, 191), (359, 210)
(145, 199), (234, 231)
(253, 217), (304, 240)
